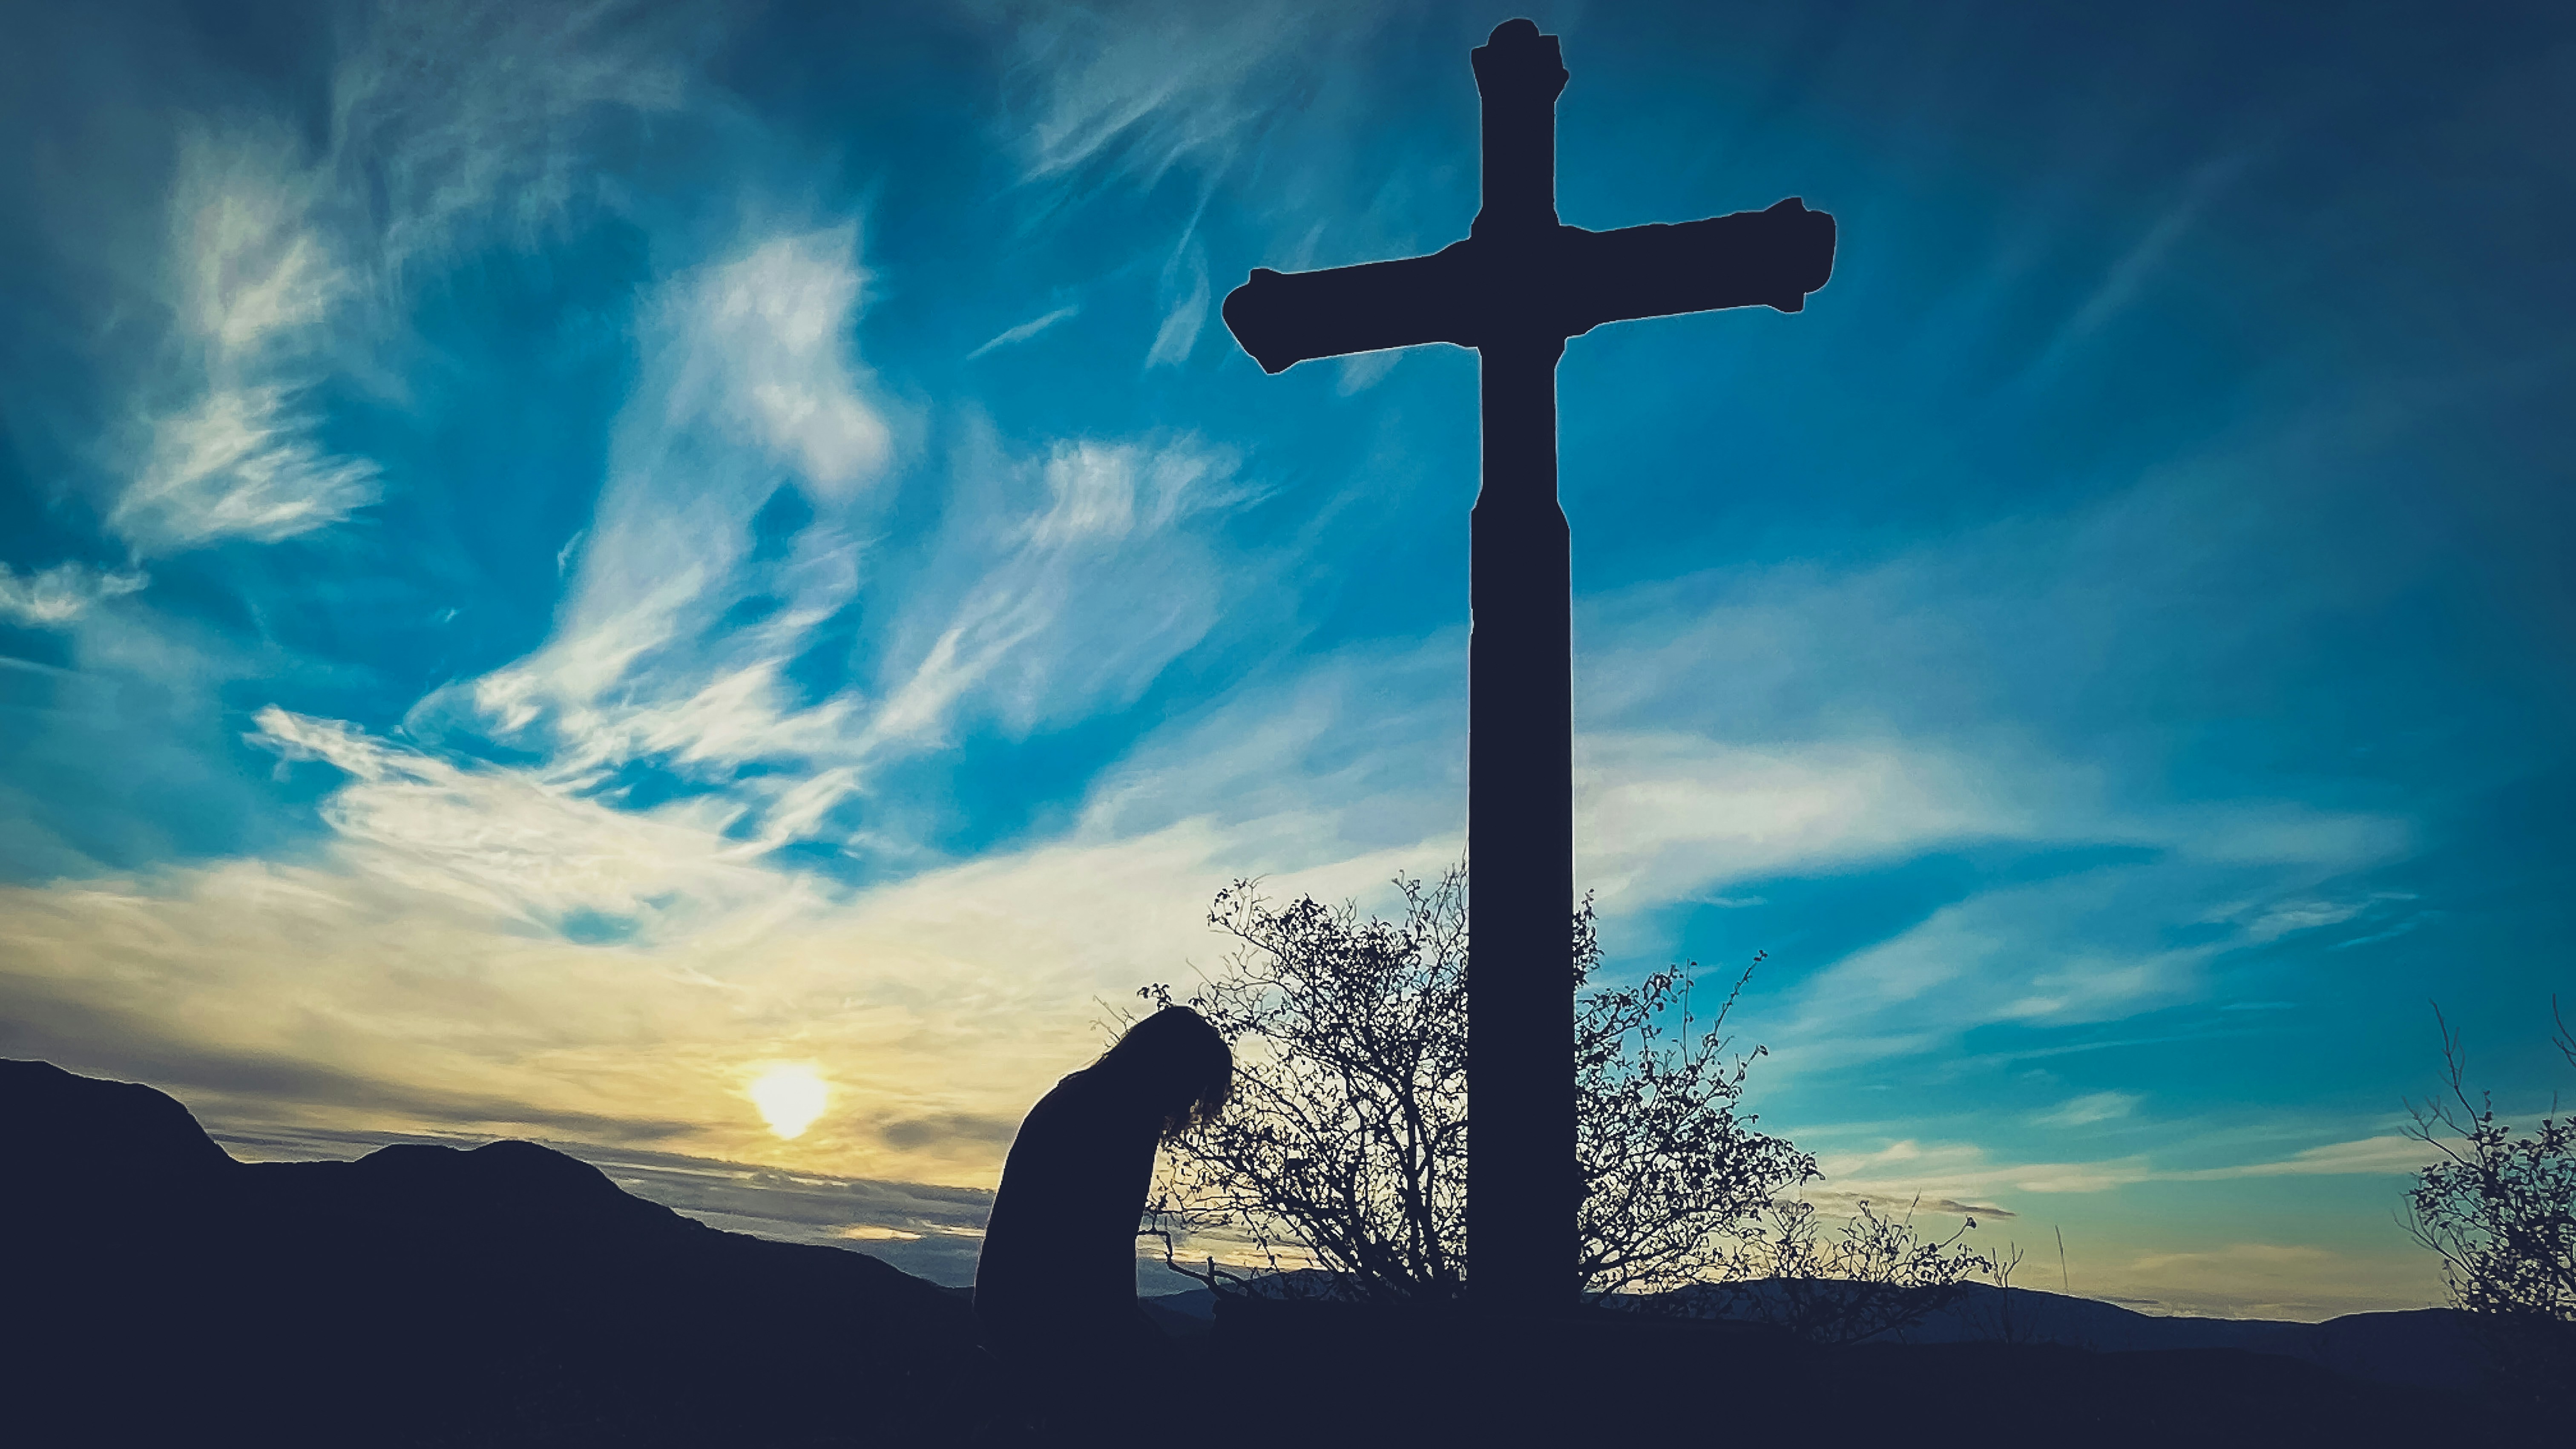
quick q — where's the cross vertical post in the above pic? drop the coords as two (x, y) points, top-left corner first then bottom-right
(1469, 332), (1575, 1315)
(1218, 16), (1835, 1320)
(1466, 25), (1576, 1318)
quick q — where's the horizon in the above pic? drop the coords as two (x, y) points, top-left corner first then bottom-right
(3, 0), (2571, 1326)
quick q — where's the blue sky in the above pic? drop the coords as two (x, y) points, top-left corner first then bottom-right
(2, 0), (2570, 1318)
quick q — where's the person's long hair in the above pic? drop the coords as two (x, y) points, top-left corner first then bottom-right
(1094, 1005), (1232, 1140)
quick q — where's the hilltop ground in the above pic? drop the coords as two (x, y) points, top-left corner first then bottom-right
(1, 1060), (2540, 1446)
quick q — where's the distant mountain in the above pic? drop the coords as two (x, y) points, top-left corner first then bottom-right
(1657, 1278), (2487, 1391)
(1143, 1269), (2530, 1440)
(1143, 1270), (2480, 1390)
(1149, 1279), (2529, 1446)
(1, 1059), (988, 1447)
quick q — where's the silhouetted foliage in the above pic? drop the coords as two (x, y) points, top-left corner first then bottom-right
(2404, 1000), (2576, 1407)
(1696, 1196), (1995, 1345)
(1136, 868), (1478, 1302)
(1131, 865), (1987, 1333)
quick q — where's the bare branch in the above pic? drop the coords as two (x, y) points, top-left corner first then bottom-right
(1138, 867), (1981, 1329)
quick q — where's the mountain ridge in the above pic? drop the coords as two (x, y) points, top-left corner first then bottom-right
(1, 1058), (988, 1446)
(1141, 1274), (2482, 1389)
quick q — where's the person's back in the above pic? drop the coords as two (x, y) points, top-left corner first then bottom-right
(972, 1006), (1231, 1435)
(973, 1065), (1162, 1342)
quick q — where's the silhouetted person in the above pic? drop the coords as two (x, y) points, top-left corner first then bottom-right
(974, 1006), (1231, 1437)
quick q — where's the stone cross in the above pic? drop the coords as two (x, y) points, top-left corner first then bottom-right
(1220, 18), (1835, 1315)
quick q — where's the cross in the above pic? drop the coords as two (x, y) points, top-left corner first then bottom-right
(1220, 19), (1835, 1317)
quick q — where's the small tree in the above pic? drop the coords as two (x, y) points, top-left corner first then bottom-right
(1140, 869), (1475, 1303)
(2404, 1000), (2575, 1406)
(1136, 865), (1986, 1327)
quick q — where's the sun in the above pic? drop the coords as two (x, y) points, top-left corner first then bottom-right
(746, 1062), (830, 1139)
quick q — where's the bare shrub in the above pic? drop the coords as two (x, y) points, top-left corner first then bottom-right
(1133, 865), (1987, 1336)
(2404, 1000), (2576, 1409)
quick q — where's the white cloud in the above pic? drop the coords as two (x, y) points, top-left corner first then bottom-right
(247, 706), (799, 933)
(329, 1), (688, 278)
(1146, 236), (1209, 368)
(406, 216), (1248, 865)
(1024, 439), (1142, 546)
(168, 126), (350, 356)
(2095, 1239), (2442, 1321)
(1557, 457), (2421, 1069)
(1792, 1119), (2450, 1234)
(2236, 897), (2370, 943)
(0, 562), (148, 628)
(2039, 150), (2259, 365)
(1335, 349), (1401, 395)
(2036, 1090), (2141, 1127)
(0, 703), (1406, 1184)
(868, 433), (1252, 752)
(439, 226), (892, 809)
(966, 305), (1078, 360)
(1801, 1134), (2157, 1204)
(103, 2), (693, 555)
(682, 229), (893, 498)
(1006, 0), (1330, 184)
(2165, 1134), (2438, 1180)
(108, 127), (372, 555)
(1576, 732), (2045, 915)
(112, 386), (383, 551)
(1761, 857), (2374, 1079)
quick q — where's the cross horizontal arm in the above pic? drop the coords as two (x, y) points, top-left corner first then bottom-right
(1221, 198), (1834, 374)
(1220, 243), (1481, 375)
(1552, 196), (1836, 335)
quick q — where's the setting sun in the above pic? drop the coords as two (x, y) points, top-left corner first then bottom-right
(747, 1063), (831, 1140)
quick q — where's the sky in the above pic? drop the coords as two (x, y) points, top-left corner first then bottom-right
(1, 0), (2570, 1321)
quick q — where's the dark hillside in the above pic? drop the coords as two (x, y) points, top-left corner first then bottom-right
(0, 1060), (987, 1446)
(1148, 1274), (2484, 1392)
(1202, 1294), (2528, 1445)
(2, 1061), (2541, 1446)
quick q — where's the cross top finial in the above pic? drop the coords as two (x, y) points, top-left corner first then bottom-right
(1469, 18), (1567, 239)
(1471, 18), (1566, 88)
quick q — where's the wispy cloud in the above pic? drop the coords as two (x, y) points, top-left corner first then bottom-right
(247, 705), (803, 935)
(867, 433), (1254, 754)
(1146, 234), (1209, 368)
(1576, 732), (2046, 915)
(1757, 821), (2403, 1080)
(167, 126), (352, 354)
(2096, 1240), (2439, 1322)
(331, 1), (689, 279)
(440, 224), (895, 812)
(0, 754), (1385, 1184)
(683, 229), (894, 499)
(1005, 0), (1345, 186)
(2036, 1090), (2141, 1127)
(107, 125), (374, 554)
(0, 562), (148, 628)
(110, 386), (383, 551)
(2044, 149), (2261, 359)
(415, 210), (1262, 863)
(101, 2), (692, 555)
(966, 305), (1078, 360)
(2165, 1134), (2438, 1180)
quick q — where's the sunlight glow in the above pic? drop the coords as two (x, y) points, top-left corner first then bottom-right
(748, 1062), (830, 1139)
